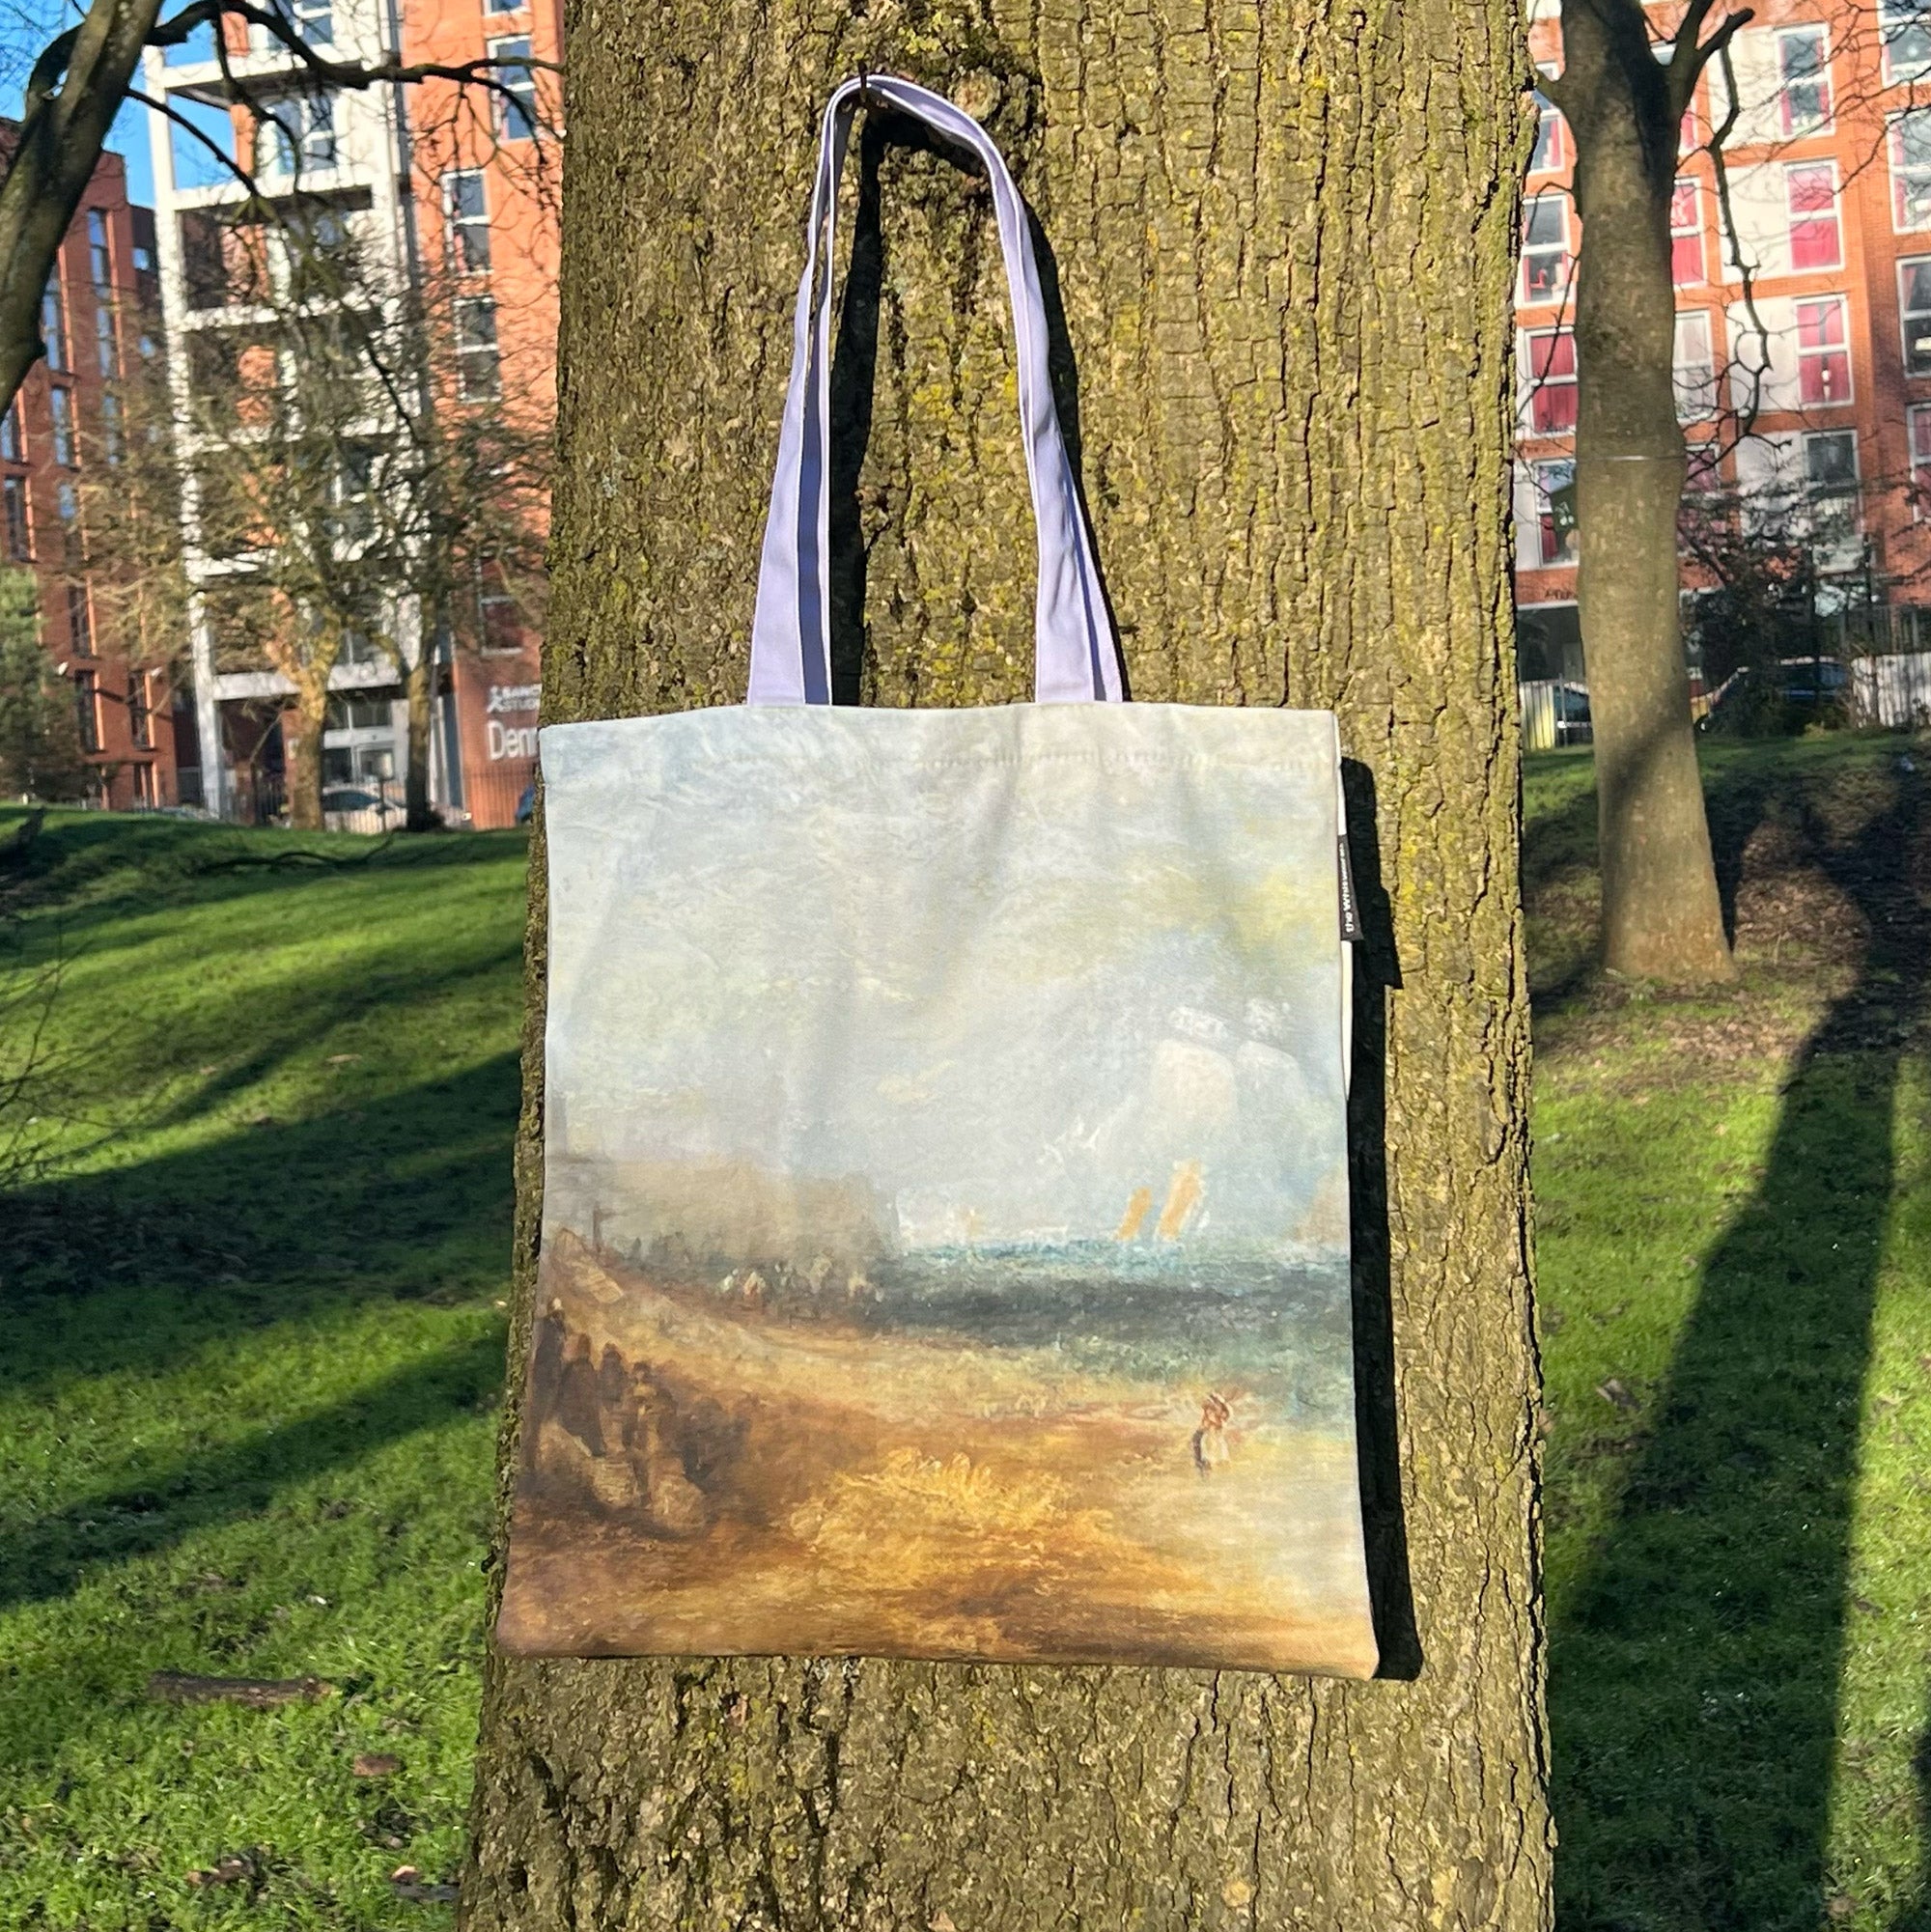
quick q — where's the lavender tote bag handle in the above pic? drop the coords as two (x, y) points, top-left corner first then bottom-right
(745, 75), (1123, 708)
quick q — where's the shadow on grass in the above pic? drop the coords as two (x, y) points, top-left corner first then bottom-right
(0, 1328), (504, 1619)
(1551, 769), (1927, 1932)
(5, 1047), (518, 1383)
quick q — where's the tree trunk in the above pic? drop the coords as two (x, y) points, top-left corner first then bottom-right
(1558, 4), (1735, 984)
(462, 6), (1550, 1927)
(286, 681), (326, 829)
(406, 647), (434, 833)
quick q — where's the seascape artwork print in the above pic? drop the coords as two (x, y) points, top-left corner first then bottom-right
(497, 704), (1378, 1676)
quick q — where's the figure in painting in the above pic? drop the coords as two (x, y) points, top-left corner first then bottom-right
(1191, 1391), (1232, 1476)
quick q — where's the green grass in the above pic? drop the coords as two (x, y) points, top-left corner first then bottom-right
(0, 815), (526, 1928)
(1, 731), (1928, 1929)
(1529, 733), (1931, 1932)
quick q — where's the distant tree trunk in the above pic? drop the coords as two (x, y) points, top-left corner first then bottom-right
(285, 671), (328, 829)
(1553, 1), (1735, 984)
(406, 639), (434, 833)
(462, 6), (1550, 1927)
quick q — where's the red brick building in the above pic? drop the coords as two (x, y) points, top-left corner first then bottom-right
(0, 140), (177, 807)
(1517, 0), (1931, 707)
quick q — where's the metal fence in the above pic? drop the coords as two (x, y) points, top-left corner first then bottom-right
(1830, 607), (1931, 729)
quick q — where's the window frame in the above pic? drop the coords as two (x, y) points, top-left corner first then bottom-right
(1900, 256), (1931, 377)
(442, 167), (491, 274)
(3, 475), (29, 561)
(48, 384), (76, 468)
(1892, 109), (1931, 233)
(1880, 0), (1931, 87)
(488, 35), (539, 141)
(1523, 326), (1579, 436)
(42, 278), (67, 373)
(1673, 309), (1718, 421)
(73, 669), (100, 754)
(1529, 88), (1565, 174)
(1777, 23), (1833, 137)
(1531, 458), (1578, 567)
(1671, 177), (1705, 287)
(1794, 294), (1853, 406)
(455, 293), (501, 400)
(1784, 159), (1842, 270)
(1519, 192), (1572, 306)
(1910, 403), (1931, 517)
(66, 580), (94, 658)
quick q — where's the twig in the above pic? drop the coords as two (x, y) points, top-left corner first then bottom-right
(147, 1671), (335, 1706)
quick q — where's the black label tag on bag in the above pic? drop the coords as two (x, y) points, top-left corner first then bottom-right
(1337, 836), (1362, 942)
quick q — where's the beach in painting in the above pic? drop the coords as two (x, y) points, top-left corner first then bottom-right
(498, 706), (1377, 1675)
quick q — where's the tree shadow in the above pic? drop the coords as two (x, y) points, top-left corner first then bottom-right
(1341, 759), (1420, 1678)
(1551, 768), (1927, 1931)
(824, 108), (1122, 701)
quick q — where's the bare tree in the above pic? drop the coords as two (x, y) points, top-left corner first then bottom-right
(0, 0), (556, 416)
(79, 210), (547, 828)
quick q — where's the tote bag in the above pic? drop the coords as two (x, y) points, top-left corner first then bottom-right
(497, 75), (1377, 1677)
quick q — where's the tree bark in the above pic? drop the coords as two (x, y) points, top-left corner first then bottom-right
(406, 647), (434, 833)
(285, 670), (328, 829)
(1556, 2), (1735, 984)
(463, 5), (1549, 1927)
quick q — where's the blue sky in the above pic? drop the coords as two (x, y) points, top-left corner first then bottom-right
(1, 0), (155, 204)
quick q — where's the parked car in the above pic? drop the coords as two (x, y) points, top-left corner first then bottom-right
(1551, 681), (1593, 745)
(322, 784), (406, 834)
(1698, 657), (1849, 735)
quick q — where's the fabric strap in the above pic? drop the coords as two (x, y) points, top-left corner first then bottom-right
(746, 75), (1123, 707)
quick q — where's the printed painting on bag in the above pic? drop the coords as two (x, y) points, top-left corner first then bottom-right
(498, 710), (1377, 1674)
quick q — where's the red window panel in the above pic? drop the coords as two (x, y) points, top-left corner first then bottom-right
(1796, 297), (1851, 405)
(1671, 179), (1703, 286)
(1527, 330), (1578, 434)
(1786, 163), (1841, 270)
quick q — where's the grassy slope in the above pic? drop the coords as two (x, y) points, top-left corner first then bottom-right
(0, 816), (524, 1929)
(0, 732), (1926, 1929)
(1529, 736), (1931, 1932)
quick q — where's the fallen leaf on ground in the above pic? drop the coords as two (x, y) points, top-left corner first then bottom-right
(1595, 1378), (1639, 1412)
(353, 1752), (401, 1778)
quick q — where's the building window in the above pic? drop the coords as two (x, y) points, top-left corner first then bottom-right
(443, 169), (491, 273)
(1911, 405), (1931, 514)
(74, 671), (100, 753)
(101, 391), (124, 464)
(95, 300), (118, 378)
(3, 477), (28, 560)
(1785, 162), (1841, 269)
(128, 671), (154, 748)
(0, 399), (19, 462)
(489, 36), (539, 141)
(327, 445), (376, 544)
(269, 92), (337, 177)
(1529, 90), (1564, 174)
(1532, 460), (1577, 567)
(1881, 0), (1931, 85)
(48, 386), (75, 467)
(1795, 295), (1851, 405)
(56, 479), (76, 524)
(485, 0), (523, 14)
(1804, 430), (1860, 566)
(1777, 26), (1832, 136)
(271, 0), (333, 44)
(455, 294), (500, 398)
(1520, 194), (1571, 305)
(477, 563), (523, 651)
(67, 581), (93, 657)
(42, 279), (66, 371)
(1674, 311), (1717, 421)
(1524, 328), (1578, 435)
(86, 209), (111, 288)
(1671, 179), (1703, 287)
(1892, 110), (1931, 231)
(1902, 259), (1931, 376)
